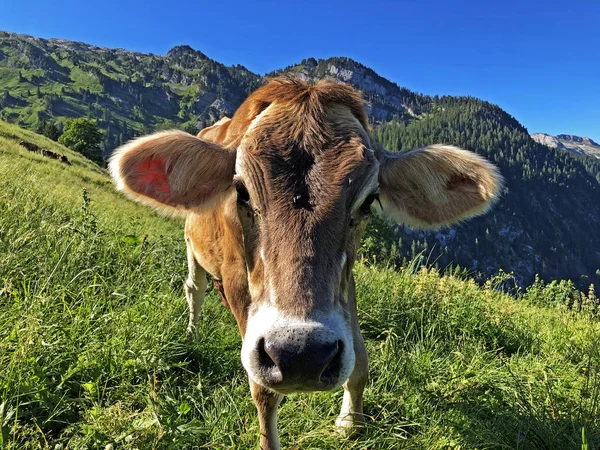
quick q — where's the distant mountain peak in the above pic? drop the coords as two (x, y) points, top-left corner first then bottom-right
(556, 134), (599, 147)
(531, 133), (562, 149)
(531, 133), (600, 159)
(166, 45), (208, 60)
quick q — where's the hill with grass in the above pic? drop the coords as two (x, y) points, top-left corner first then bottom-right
(1, 120), (599, 448)
(2, 30), (600, 288)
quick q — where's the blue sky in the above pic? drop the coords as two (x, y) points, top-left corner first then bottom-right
(1, 0), (599, 141)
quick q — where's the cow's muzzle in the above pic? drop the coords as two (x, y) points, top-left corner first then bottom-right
(241, 308), (355, 393)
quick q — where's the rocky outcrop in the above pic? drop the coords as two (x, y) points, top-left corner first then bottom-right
(531, 133), (563, 149)
(556, 134), (599, 146)
(532, 133), (600, 159)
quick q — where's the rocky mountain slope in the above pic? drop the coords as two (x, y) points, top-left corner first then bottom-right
(531, 133), (600, 159)
(1, 30), (600, 288)
(0, 31), (261, 152)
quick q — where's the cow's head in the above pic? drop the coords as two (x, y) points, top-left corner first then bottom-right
(110, 78), (502, 394)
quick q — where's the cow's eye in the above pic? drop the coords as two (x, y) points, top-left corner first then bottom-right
(236, 182), (251, 206)
(359, 193), (379, 215)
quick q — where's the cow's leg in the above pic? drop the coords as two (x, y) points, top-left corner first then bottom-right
(336, 331), (368, 434)
(185, 243), (207, 336)
(250, 380), (283, 450)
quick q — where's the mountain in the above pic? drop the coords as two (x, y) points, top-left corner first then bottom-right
(1, 30), (600, 288)
(0, 31), (261, 154)
(269, 57), (427, 121)
(531, 133), (600, 159)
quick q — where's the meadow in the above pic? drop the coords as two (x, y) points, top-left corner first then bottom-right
(0, 121), (599, 449)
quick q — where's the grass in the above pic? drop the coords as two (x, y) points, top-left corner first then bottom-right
(1, 121), (599, 449)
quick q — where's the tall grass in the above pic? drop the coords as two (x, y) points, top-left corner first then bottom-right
(1, 122), (599, 449)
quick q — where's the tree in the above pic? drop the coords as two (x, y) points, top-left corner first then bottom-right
(58, 118), (103, 164)
(37, 120), (62, 141)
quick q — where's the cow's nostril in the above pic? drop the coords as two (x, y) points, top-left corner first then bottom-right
(320, 340), (344, 384)
(257, 337), (282, 383)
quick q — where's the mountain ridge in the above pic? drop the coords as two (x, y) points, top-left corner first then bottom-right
(531, 132), (600, 159)
(2, 29), (600, 288)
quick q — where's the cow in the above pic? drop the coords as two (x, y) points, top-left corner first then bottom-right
(19, 140), (39, 152)
(60, 154), (72, 165)
(41, 149), (60, 159)
(109, 77), (502, 450)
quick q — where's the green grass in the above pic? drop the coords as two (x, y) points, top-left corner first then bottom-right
(68, 66), (104, 94)
(0, 121), (599, 449)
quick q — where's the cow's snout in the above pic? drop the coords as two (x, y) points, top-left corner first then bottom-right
(256, 332), (344, 387)
(241, 307), (355, 393)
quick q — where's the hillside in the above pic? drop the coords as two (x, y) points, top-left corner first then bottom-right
(0, 121), (181, 237)
(2, 31), (600, 287)
(532, 133), (600, 159)
(1, 121), (599, 449)
(370, 97), (600, 288)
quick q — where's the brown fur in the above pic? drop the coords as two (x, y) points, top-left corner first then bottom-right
(198, 77), (369, 151)
(197, 116), (232, 143)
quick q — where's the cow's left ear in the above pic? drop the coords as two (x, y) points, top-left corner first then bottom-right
(197, 117), (231, 143)
(378, 145), (503, 228)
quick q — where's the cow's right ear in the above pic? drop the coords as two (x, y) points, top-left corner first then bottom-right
(109, 130), (236, 214)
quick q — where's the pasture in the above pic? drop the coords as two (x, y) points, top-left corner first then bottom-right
(0, 121), (599, 449)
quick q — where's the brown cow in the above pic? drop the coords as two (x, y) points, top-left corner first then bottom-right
(60, 155), (72, 165)
(110, 77), (502, 449)
(19, 140), (39, 152)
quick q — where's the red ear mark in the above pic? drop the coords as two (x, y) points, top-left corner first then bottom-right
(131, 157), (171, 196)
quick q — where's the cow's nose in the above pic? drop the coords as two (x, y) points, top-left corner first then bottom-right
(256, 337), (344, 386)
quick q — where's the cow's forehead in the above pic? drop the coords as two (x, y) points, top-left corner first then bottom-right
(235, 150), (379, 231)
(239, 101), (373, 173)
(236, 118), (376, 211)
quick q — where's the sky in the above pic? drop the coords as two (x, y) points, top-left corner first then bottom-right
(1, 0), (599, 142)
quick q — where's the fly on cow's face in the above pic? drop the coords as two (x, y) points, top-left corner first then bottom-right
(291, 192), (312, 211)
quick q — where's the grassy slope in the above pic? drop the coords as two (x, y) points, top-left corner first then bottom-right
(0, 122), (599, 449)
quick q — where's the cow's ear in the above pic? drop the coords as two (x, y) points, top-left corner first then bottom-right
(197, 117), (231, 143)
(378, 145), (503, 228)
(109, 130), (235, 215)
